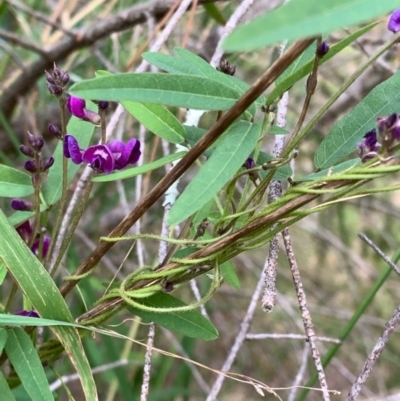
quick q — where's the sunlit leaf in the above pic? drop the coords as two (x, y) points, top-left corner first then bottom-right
(224, 0), (398, 51)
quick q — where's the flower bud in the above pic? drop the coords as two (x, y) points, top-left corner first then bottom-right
(217, 58), (236, 76)
(316, 42), (329, 58)
(47, 83), (63, 96)
(11, 199), (34, 211)
(42, 157), (54, 171)
(48, 124), (62, 139)
(98, 101), (109, 110)
(20, 144), (34, 157)
(24, 160), (37, 173)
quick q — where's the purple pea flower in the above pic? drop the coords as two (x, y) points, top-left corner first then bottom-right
(15, 310), (40, 318)
(388, 9), (400, 33)
(15, 220), (51, 259)
(64, 135), (141, 174)
(67, 95), (101, 125)
(357, 129), (381, 163)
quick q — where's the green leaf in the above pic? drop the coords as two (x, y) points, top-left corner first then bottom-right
(69, 73), (241, 111)
(203, 3), (226, 25)
(315, 70), (400, 169)
(174, 48), (265, 110)
(123, 101), (186, 143)
(265, 22), (378, 106)
(142, 49), (265, 113)
(0, 328), (7, 355)
(299, 158), (361, 181)
(0, 211), (98, 401)
(42, 107), (96, 206)
(5, 327), (54, 401)
(7, 204), (47, 228)
(257, 152), (293, 181)
(127, 292), (218, 340)
(92, 151), (186, 182)
(0, 371), (16, 401)
(168, 122), (261, 225)
(141, 52), (202, 75)
(276, 39), (317, 86)
(220, 261), (240, 289)
(0, 165), (33, 198)
(224, 0), (397, 51)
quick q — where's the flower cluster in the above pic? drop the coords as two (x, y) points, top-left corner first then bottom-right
(356, 113), (400, 162)
(45, 63), (69, 96)
(64, 134), (141, 174)
(16, 220), (51, 259)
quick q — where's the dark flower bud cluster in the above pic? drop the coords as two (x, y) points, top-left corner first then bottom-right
(356, 112), (400, 163)
(316, 41), (329, 58)
(217, 58), (236, 76)
(20, 131), (54, 175)
(45, 63), (69, 96)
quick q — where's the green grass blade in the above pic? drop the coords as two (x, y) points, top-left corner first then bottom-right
(0, 371), (16, 401)
(5, 327), (54, 401)
(0, 210), (98, 401)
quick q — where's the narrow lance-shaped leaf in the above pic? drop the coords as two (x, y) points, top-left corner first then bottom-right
(223, 0), (399, 51)
(69, 73), (241, 111)
(5, 327), (54, 401)
(266, 22), (379, 106)
(123, 101), (186, 144)
(168, 122), (261, 225)
(0, 210), (98, 401)
(127, 292), (218, 341)
(315, 69), (400, 169)
(0, 371), (16, 401)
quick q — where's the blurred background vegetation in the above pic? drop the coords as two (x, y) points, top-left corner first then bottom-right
(1, 0), (400, 400)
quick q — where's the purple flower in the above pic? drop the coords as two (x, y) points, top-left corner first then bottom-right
(67, 95), (101, 125)
(357, 129), (381, 162)
(388, 9), (400, 33)
(15, 310), (39, 318)
(64, 135), (141, 174)
(376, 113), (400, 149)
(16, 220), (51, 259)
(82, 144), (115, 174)
(107, 139), (141, 170)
